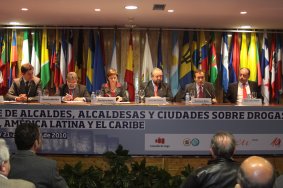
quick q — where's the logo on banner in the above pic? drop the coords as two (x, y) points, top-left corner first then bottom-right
(236, 139), (249, 146)
(183, 138), (200, 146)
(271, 138), (281, 147)
(155, 137), (165, 144)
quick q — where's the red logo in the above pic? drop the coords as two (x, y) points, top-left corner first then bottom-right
(155, 137), (165, 144)
(271, 138), (281, 147)
(236, 139), (249, 146)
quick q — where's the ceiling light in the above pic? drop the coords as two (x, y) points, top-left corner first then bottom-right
(168, 9), (174, 13)
(125, 5), (138, 10)
(240, 11), (247, 15)
(9, 22), (20, 25)
(240, 25), (251, 29)
(21, 8), (29, 11)
(94, 8), (101, 12)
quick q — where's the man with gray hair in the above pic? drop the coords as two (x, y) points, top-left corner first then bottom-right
(0, 139), (35, 188)
(235, 156), (275, 188)
(181, 132), (239, 188)
(56, 72), (90, 102)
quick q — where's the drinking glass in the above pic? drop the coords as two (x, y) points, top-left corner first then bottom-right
(138, 89), (145, 103)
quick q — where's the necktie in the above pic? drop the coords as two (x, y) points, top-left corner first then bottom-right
(154, 85), (158, 96)
(243, 83), (247, 99)
(198, 85), (204, 98)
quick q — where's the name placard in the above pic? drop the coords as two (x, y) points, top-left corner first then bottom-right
(191, 98), (212, 105)
(145, 97), (167, 105)
(39, 96), (61, 104)
(242, 98), (262, 106)
(95, 97), (116, 104)
(0, 95), (3, 102)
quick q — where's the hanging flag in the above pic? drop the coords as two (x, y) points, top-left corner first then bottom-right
(240, 33), (248, 68)
(247, 33), (258, 82)
(59, 31), (67, 85)
(256, 34), (262, 87)
(276, 35), (282, 102)
(21, 30), (29, 65)
(191, 31), (198, 72)
(229, 33), (239, 83)
(141, 33), (153, 83)
(170, 31), (179, 96)
(31, 31), (40, 76)
(157, 31), (163, 70)
(210, 32), (218, 85)
(0, 33), (8, 88)
(110, 30), (118, 70)
(67, 30), (75, 72)
(76, 30), (85, 85)
(199, 31), (208, 72)
(179, 31), (192, 88)
(93, 31), (106, 91)
(261, 32), (270, 104)
(270, 35), (276, 100)
(124, 31), (135, 102)
(50, 30), (60, 89)
(86, 30), (94, 92)
(9, 30), (18, 87)
(220, 33), (229, 93)
(40, 29), (50, 89)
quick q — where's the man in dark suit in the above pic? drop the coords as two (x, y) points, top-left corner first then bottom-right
(9, 123), (69, 188)
(5, 64), (42, 102)
(56, 72), (90, 102)
(142, 67), (173, 102)
(0, 139), (35, 188)
(224, 67), (262, 103)
(175, 69), (217, 103)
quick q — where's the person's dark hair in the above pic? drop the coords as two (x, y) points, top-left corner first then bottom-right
(237, 167), (275, 188)
(15, 123), (40, 150)
(194, 69), (205, 78)
(21, 64), (34, 74)
(210, 131), (236, 158)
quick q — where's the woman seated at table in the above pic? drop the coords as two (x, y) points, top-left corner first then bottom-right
(100, 68), (129, 102)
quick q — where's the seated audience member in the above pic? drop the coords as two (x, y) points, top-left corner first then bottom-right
(100, 68), (128, 102)
(5, 64), (42, 102)
(224, 67), (263, 103)
(235, 156), (275, 188)
(57, 72), (90, 102)
(175, 69), (217, 103)
(0, 139), (35, 188)
(181, 132), (239, 188)
(274, 174), (283, 188)
(9, 123), (69, 188)
(142, 67), (173, 102)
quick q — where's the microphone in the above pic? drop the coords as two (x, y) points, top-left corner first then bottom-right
(26, 81), (32, 103)
(204, 87), (213, 99)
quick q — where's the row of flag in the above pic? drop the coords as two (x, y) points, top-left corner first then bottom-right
(0, 30), (283, 103)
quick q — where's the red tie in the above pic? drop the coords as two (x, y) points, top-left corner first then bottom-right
(198, 86), (204, 98)
(154, 85), (158, 96)
(243, 83), (247, 99)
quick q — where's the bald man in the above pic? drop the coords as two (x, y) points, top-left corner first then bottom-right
(142, 67), (173, 102)
(235, 156), (275, 188)
(56, 72), (90, 102)
(181, 132), (239, 188)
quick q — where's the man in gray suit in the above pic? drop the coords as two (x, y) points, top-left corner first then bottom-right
(9, 123), (69, 188)
(5, 64), (42, 102)
(56, 72), (90, 102)
(0, 139), (35, 188)
(142, 67), (173, 102)
(175, 69), (217, 103)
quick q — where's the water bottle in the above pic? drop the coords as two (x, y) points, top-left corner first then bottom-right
(135, 91), (140, 104)
(91, 91), (96, 104)
(185, 92), (190, 105)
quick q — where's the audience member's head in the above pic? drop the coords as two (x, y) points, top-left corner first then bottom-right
(21, 64), (34, 81)
(235, 156), (275, 188)
(210, 131), (236, 159)
(151, 67), (163, 85)
(239, 68), (250, 84)
(194, 69), (206, 85)
(0, 139), (10, 177)
(66, 72), (78, 90)
(15, 123), (41, 152)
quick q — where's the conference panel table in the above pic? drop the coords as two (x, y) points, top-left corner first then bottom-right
(0, 102), (282, 155)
